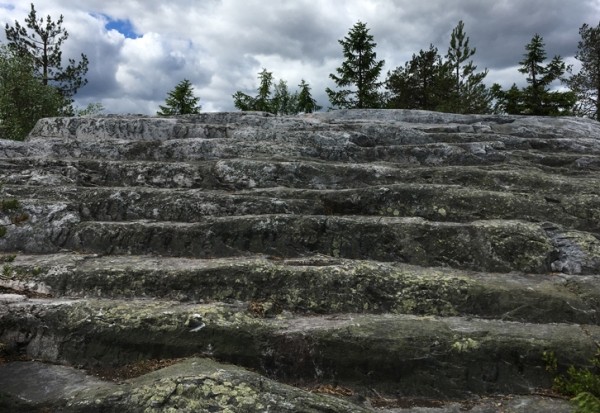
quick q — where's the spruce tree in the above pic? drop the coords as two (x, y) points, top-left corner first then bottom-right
(517, 34), (574, 115)
(326, 21), (385, 109)
(157, 79), (201, 116)
(566, 22), (600, 119)
(493, 34), (575, 116)
(233, 70), (320, 115)
(5, 3), (88, 103)
(296, 80), (321, 113)
(272, 79), (299, 115)
(233, 69), (274, 113)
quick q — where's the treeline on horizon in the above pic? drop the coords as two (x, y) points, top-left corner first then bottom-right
(1, 3), (600, 141)
(233, 20), (600, 120)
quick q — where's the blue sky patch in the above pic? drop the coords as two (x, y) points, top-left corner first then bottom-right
(0, 3), (15, 10)
(102, 15), (138, 39)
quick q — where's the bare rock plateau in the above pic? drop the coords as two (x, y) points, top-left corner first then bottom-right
(1, 109), (599, 412)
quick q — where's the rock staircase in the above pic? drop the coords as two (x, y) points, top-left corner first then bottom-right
(1, 109), (599, 412)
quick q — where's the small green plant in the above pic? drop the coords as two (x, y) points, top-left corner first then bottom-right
(0, 255), (15, 263)
(2, 264), (12, 278)
(0, 199), (19, 212)
(0, 189), (27, 237)
(544, 350), (600, 413)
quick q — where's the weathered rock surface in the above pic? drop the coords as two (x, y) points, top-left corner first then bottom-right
(0, 359), (371, 412)
(1, 109), (599, 411)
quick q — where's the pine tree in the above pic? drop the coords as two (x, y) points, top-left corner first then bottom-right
(385, 45), (454, 111)
(157, 79), (201, 116)
(5, 3), (88, 103)
(296, 80), (321, 113)
(326, 21), (385, 109)
(566, 22), (600, 120)
(445, 20), (491, 114)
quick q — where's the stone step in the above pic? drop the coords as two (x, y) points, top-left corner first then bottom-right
(1, 253), (598, 324)
(8, 136), (600, 173)
(29, 110), (600, 143)
(0, 359), (572, 413)
(3, 183), (599, 232)
(4, 215), (598, 274)
(0, 216), (551, 270)
(1, 296), (598, 398)
(28, 183), (600, 230)
(3, 157), (599, 195)
(61, 217), (600, 274)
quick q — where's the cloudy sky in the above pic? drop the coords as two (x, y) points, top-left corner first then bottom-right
(0, 0), (598, 114)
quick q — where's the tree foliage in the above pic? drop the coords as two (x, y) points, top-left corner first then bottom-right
(5, 3), (88, 103)
(296, 79), (322, 113)
(326, 21), (385, 109)
(233, 69), (320, 114)
(544, 350), (600, 413)
(0, 46), (64, 141)
(385, 45), (453, 111)
(157, 79), (201, 116)
(386, 21), (490, 114)
(565, 22), (600, 120)
(74, 102), (105, 117)
(493, 34), (575, 116)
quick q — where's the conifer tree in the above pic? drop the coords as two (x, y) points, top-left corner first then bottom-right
(272, 79), (299, 115)
(566, 22), (600, 119)
(445, 20), (491, 113)
(493, 34), (575, 116)
(385, 45), (453, 110)
(326, 21), (385, 109)
(5, 3), (88, 103)
(233, 69), (274, 112)
(518, 34), (574, 115)
(297, 79), (321, 113)
(157, 79), (201, 116)
(233, 70), (320, 115)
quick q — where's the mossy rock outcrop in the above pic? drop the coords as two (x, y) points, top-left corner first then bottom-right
(1, 109), (599, 411)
